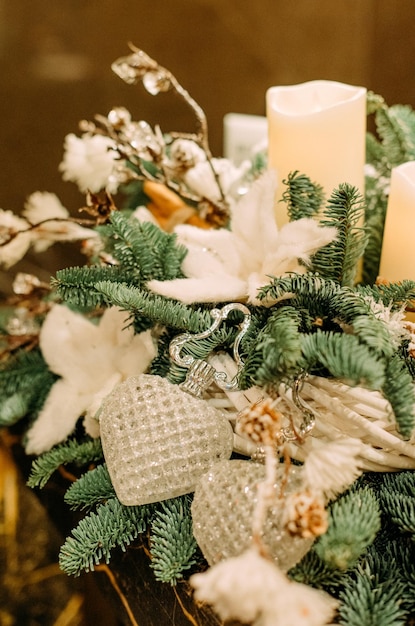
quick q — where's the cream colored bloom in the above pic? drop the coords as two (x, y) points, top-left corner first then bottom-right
(148, 171), (337, 305)
(59, 133), (119, 193)
(0, 194), (96, 267)
(25, 305), (156, 454)
(0, 210), (32, 268)
(191, 547), (337, 626)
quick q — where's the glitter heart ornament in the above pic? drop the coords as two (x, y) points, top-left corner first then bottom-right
(191, 459), (314, 571)
(99, 374), (233, 505)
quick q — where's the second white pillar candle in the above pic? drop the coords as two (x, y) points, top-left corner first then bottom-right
(266, 80), (367, 227)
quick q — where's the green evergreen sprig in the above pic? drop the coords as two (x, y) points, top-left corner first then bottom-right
(93, 281), (212, 332)
(0, 349), (57, 426)
(281, 170), (325, 221)
(27, 438), (104, 488)
(150, 496), (198, 585)
(107, 212), (187, 282)
(64, 463), (115, 510)
(59, 498), (150, 576)
(310, 183), (367, 287)
(374, 104), (415, 168)
(315, 486), (381, 571)
(53, 265), (136, 309)
(382, 357), (415, 438)
(300, 332), (386, 389)
(240, 306), (303, 388)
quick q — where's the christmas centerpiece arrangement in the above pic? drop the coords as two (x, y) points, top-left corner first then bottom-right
(2, 46), (415, 626)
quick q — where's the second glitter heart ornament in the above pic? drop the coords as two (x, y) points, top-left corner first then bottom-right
(99, 303), (251, 506)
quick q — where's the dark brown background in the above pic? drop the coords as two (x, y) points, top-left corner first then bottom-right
(1, 0), (415, 291)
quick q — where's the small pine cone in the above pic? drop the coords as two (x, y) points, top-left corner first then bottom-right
(282, 490), (328, 539)
(236, 398), (283, 447)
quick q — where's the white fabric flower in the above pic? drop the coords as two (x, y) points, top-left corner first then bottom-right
(23, 191), (97, 253)
(59, 133), (119, 193)
(148, 171), (337, 304)
(183, 156), (251, 204)
(302, 438), (364, 501)
(191, 547), (337, 626)
(0, 210), (32, 268)
(0, 195), (96, 267)
(25, 305), (156, 454)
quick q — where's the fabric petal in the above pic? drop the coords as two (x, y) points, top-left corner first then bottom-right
(39, 304), (101, 379)
(231, 171), (279, 266)
(25, 379), (89, 454)
(148, 275), (248, 304)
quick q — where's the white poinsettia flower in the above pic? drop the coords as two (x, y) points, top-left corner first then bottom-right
(59, 133), (119, 193)
(191, 547), (337, 626)
(0, 210), (32, 268)
(25, 305), (157, 454)
(183, 156), (251, 204)
(23, 191), (97, 253)
(302, 438), (364, 501)
(148, 171), (337, 305)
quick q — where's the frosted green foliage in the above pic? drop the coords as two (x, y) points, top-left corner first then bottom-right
(382, 357), (415, 438)
(240, 306), (303, 388)
(363, 101), (415, 284)
(310, 184), (367, 287)
(53, 265), (137, 309)
(281, 171), (325, 221)
(0, 349), (57, 426)
(94, 281), (212, 332)
(288, 549), (346, 592)
(59, 498), (149, 576)
(338, 545), (409, 626)
(357, 281), (415, 310)
(300, 332), (385, 389)
(64, 464), (115, 510)
(381, 472), (415, 536)
(338, 568), (407, 626)
(27, 438), (103, 488)
(315, 486), (381, 571)
(375, 104), (415, 167)
(150, 496), (198, 585)
(107, 212), (187, 281)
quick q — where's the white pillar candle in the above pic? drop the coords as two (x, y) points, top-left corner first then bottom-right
(267, 80), (367, 227)
(379, 161), (415, 282)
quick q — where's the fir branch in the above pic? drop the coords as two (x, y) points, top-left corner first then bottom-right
(315, 486), (381, 571)
(27, 438), (103, 489)
(288, 549), (346, 592)
(257, 273), (341, 315)
(64, 464), (115, 510)
(240, 306), (303, 388)
(375, 104), (415, 168)
(108, 212), (187, 281)
(53, 265), (136, 309)
(338, 568), (407, 626)
(150, 496), (198, 585)
(59, 498), (149, 576)
(300, 332), (386, 389)
(381, 356), (415, 439)
(311, 184), (367, 287)
(0, 349), (57, 426)
(381, 470), (415, 499)
(382, 490), (415, 536)
(357, 281), (415, 310)
(281, 171), (325, 221)
(94, 281), (212, 332)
